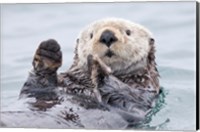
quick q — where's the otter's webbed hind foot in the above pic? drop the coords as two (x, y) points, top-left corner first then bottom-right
(20, 39), (62, 103)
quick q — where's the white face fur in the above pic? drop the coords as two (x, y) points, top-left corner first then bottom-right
(76, 18), (153, 74)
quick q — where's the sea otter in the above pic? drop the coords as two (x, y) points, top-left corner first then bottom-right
(19, 18), (160, 126)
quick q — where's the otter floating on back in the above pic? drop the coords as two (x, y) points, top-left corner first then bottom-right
(2, 18), (161, 128)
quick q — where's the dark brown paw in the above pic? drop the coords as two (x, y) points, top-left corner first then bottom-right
(33, 39), (62, 73)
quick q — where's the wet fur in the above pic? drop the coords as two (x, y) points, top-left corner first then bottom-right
(87, 54), (158, 123)
(20, 18), (160, 125)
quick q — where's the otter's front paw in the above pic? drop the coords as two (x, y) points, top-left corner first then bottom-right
(33, 39), (62, 73)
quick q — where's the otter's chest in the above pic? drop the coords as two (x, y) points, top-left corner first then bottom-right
(57, 72), (95, 96)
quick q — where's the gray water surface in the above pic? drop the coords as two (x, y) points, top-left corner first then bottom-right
(0, 2), (196, 130)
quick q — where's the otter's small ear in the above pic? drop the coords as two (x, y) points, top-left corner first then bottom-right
(76, 38), (79, 43)
(149, 38), (155, 45)
(148, 38), (156, 64)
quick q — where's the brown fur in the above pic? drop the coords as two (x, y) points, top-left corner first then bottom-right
(20, 18), (160, 117)
(32, 39), (62, 74)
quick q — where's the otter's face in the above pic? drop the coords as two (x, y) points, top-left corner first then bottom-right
(77, 18), (153, 73)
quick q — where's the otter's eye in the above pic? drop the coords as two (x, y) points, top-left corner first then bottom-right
(126, 30), (131, 36)
(90, 33), (93, 39)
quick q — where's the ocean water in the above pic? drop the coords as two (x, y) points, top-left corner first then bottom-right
(0, 2), (196, 130)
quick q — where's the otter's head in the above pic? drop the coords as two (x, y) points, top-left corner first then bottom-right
(75, 18), (155, 75)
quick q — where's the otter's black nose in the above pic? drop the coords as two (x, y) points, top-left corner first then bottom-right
(99, 30), (117, 47)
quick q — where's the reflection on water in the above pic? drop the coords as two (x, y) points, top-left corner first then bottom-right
(0, 2), (196, 130)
